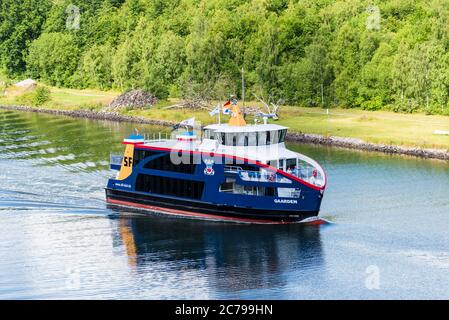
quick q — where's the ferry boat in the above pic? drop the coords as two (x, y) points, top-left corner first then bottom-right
(106, 100), (326, 224)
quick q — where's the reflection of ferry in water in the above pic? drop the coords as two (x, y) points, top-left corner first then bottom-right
(106, 98), (326, 223)
(112, 213), (325, 293)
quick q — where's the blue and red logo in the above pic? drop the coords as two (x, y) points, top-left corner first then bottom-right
(203, 159), (215, 176)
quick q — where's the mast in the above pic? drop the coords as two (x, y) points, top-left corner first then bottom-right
(241, 67), (245, 108)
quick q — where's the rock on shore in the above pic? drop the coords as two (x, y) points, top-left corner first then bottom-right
(287, 132), (449, 160)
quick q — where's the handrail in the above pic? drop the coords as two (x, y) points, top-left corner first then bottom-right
(110, 154), (123, 165)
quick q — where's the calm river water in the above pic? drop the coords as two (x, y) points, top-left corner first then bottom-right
(0, 109), (448, 299)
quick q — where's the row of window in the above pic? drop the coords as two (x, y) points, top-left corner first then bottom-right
(135, 174), (298, 199)
(204, 129), (288, 146)
(136, 174), (204, 200)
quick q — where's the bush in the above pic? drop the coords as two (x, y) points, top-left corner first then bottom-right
(33, 86), (51, 106)
(26, 33), (80, 87)
(14, 86), (51, 106)
(360, 97), (383, 111)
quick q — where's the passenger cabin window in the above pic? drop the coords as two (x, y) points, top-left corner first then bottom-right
(267, 160), (278, 169)
(286, 158), (297, 173)
(136, 174), (204, 199)
(279, 159), (285, 171)
(133, 149), (159, 166)
(144, 153), (197, 174)
(219, 178), (276, 197)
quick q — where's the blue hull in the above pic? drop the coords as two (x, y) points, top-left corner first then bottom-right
(106, 148), (324, 223)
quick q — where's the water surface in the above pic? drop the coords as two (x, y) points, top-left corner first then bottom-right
(0, 109), (448, 299)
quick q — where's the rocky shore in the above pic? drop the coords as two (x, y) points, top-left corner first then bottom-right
(1, 104), (448, 161)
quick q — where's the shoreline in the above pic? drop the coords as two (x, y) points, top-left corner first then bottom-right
(1, 105), (448, 161)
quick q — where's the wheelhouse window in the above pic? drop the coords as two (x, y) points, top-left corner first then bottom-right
(248, 132), (257, 146)
(237, 133), (246, 146)
(216, 129), (286, 146)
(258, 131), (266, 146)
(203, 129), (215, 140)
(278, 129), (287, 143)
(270, 130), (279, 144)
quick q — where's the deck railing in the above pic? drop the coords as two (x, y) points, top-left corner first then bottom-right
(110, 154), (123, 166)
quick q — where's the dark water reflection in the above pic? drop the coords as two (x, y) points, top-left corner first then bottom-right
(1, 109), (449, 299)
(111, 212), (324, 294)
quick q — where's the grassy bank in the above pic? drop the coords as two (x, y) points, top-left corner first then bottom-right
(1, 79), (449, 151)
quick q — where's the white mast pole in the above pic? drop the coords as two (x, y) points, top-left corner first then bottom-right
(217, 103), (221, 124)
(242, 67), (245, 108)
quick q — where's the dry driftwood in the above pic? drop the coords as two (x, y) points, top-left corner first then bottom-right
(105, 90), (158, 111)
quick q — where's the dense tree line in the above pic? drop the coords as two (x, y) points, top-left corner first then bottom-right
(2, 0), (449, 113)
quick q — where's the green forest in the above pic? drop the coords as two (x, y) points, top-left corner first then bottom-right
(2, 0), (449, 114)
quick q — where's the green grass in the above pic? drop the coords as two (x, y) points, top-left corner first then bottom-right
(0, 79), (119, 110)
(277, 107), (449, 149)
(1, 79), (449, 150)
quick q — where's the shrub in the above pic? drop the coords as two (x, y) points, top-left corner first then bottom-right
(33, 86), (51, 106)
(14, 86), (51, 106)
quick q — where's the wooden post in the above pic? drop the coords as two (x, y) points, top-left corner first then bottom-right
(321, 84), (324, 107)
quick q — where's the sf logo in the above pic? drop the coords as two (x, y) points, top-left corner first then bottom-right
(123, 157), (133, 167)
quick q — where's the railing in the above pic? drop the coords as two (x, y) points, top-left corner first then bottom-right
(239, 171), (292, 184)
(142, 132), (171, 142)
(223, 164), (323, 187)
(223, 167), (292, 184)
(223, 165), (243, 172)
(110, 154), (123, 166)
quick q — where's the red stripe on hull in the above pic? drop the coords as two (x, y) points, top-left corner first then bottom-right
(106, 198), (294, 225)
